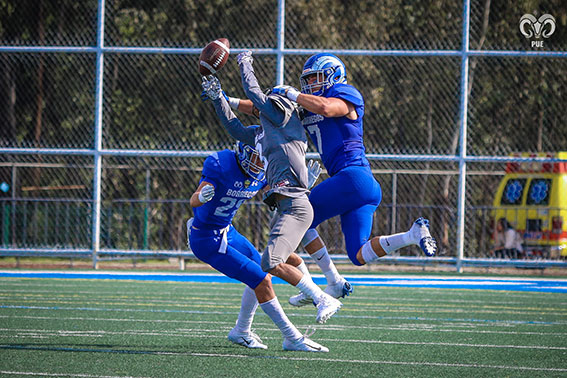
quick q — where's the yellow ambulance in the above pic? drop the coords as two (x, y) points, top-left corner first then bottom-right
(492, 152), (567, 258)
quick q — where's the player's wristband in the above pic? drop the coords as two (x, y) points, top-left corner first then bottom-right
(285, 87), (300, 102)
(227, 97), (240, 110)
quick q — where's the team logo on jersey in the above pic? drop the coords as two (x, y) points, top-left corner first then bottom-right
(274, 179), (290, 188)
(234, 181), (243, 188)
(301, 114), (324, 126)
(244, 179), (251, 188)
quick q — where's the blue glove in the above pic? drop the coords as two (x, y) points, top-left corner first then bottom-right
(237, 51), (253, 65)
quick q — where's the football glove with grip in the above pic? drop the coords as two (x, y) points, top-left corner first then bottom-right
(272, 85), (301, 102)
(201, 75), (222, 101)
(200, 88), (240, 109)
(307, 159), (322, 189)
(198, 184), (215, 203)
(237, 51), (253, 65)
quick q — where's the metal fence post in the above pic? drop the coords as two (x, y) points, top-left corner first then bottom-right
(276, 0), (285, 85)
(143, 168), (150, 249)
(456, 0), (471, 273)
(92, 0), (106, 269)
(391, 171), (397, 235)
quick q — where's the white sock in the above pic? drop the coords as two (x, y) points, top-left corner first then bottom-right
(234, 286), (258, 333)
(295, 274), (324, 304)
(361, 240), (379, 263)
(296, 261), (311, 277)
(379, 231), (413, 254)
(259, 297), (302, 341)
(311, 246), (341, 285)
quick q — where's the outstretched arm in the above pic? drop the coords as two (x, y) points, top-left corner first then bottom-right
(201, 75), (256, 146)
(201, 88), (258, 117)
(272, 85), (356, 118)
(297, 93), (355, 118)
(237, 51), (285, 125)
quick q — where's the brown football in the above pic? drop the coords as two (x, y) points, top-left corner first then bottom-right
(198, 38), (230, 76)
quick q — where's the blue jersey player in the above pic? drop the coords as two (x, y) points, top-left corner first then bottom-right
(188, 142), (329, 352)
(272, 53), (437, 306)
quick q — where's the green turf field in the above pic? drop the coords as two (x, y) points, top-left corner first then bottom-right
(0, 276), (566, 377)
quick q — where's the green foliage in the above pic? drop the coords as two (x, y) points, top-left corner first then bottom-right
(0, 0), (566, 253)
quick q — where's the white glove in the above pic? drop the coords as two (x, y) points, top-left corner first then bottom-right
(237, 51), (253, 65)
(307, 160), (322, 189)
(198, 184), (215, 203)
(201, 75), (222, 101)
(272, 85), (301, 102)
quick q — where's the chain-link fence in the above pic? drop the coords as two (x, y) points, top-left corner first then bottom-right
(1, 0), (566, 269)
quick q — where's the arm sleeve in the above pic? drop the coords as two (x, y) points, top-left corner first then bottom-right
(212, 97), (256, 147)
(239, 61), (286, 126)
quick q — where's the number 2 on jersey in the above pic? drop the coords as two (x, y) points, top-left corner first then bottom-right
(214, 197), (245, 217)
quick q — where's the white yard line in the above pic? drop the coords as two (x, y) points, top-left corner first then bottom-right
(2, 327), (566, 351)
(2, 314), (566, 337)
(0, 371), (148, 378)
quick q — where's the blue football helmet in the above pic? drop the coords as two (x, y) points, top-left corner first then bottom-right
(235, 141), (265, 181)
(300, 53), (347, 96)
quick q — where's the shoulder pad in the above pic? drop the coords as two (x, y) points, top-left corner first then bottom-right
(202, 152), (223, 180)
(328, 84), (363, 107)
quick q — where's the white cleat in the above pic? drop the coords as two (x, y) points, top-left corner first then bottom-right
(283, 336), (329, 352)
(228, 328), (267, 349)
(324, 278), (354, 299)
(289, 291), (313, 307)
(315, 294), (342, 324)
(289, 279), (353, 307)
(409, 217), (437, 257)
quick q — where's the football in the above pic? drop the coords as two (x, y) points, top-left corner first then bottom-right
(198, 38), (230, 76)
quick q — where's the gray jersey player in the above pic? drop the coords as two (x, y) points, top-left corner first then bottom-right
(201, 50), (341, 328)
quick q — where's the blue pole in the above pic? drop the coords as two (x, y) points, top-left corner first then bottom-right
(276, 0), (285, 85)
(92, 0), (106, 269)
(456, 0), (471, 273)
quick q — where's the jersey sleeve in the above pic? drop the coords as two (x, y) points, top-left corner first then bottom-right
(212, 98), (256, 146)
(330, 84), (364, 117)
(201, 153), (222, 187)
(239, 61), (288, 127)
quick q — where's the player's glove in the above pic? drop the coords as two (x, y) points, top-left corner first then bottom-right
(201, 75), (222, 101)
(307, 159), (322, 189)
(272, 85), (301, 102)
(201, 89), (228, 102)
(237, 51), (253, 66)
(198, 184), (215, 203)
(200, 89), (240, 109)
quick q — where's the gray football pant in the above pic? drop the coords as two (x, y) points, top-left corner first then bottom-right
(261, 195), (314, 272)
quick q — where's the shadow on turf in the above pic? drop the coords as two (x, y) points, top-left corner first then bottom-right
(0, 343), (272, 356)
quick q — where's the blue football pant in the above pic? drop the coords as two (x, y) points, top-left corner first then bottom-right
(189, 225), (267, 289)
(309, 165), (382, 265)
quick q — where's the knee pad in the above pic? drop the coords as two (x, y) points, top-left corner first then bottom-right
(301, 228), (319, 247)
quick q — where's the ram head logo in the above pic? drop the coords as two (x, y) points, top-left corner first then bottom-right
(519, 14), (556, 39)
